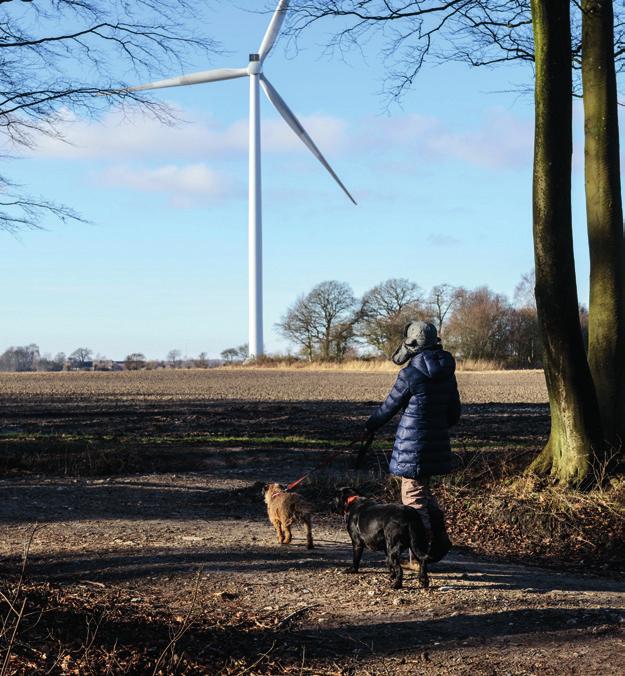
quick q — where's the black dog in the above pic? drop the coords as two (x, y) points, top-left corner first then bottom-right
(334, 487), (432, 589)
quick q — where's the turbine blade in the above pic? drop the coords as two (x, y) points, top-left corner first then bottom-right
(258, 0), (289, 62)
(124, 67), (248, 93)
(260, 76), (357, 205)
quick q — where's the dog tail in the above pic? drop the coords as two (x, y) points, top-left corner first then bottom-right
(408, 518), (428, 560)
(422, 505), (452, 563)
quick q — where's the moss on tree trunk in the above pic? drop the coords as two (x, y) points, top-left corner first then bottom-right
(582, 0), (625, 447)
(529, 0), (604, 486)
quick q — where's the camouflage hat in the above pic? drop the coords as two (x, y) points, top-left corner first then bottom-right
(391, 321), (439, 365)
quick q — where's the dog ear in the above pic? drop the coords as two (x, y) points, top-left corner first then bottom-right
(331, 487), (350, 512)
(337, 486), (355, 501)
(331, 495), (340, 514)
(331, 493), (345, 514)
(262, 483), (270, 494)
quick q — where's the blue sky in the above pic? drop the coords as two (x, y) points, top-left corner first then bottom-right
(2, 1), (593, 359)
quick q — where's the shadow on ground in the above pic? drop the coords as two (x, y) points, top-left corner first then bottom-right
(3, 541), (623, 597)
(0, 399), (549, 450)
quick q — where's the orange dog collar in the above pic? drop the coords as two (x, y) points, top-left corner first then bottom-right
(344, 495), (360, 513)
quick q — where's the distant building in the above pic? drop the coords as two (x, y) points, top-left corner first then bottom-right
(64, 359), (95, 371)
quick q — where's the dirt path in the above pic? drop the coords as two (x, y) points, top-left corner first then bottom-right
(1, 440), (624, 675)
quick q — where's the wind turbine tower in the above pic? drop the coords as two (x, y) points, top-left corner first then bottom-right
(123, 0), (356, 357)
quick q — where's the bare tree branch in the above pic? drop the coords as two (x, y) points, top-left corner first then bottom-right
(0, 0), (219, 232)
(286, 1), (625, 101)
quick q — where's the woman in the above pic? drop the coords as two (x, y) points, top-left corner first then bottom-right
(355, 320), (461, 541)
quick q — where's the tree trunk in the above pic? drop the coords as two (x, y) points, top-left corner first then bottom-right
(529, 0), (604, 486)
(323, 322), (332, 361)
(582, 0), (625, 447)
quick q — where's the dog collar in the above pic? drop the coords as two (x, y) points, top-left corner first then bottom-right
(344, 495), (360, 514)
(271, 490), (284, 499)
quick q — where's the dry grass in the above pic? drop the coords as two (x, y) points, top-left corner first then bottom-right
(224, 358), (515, 373)
(439, 477), (625, 570)
(0, 569), (304, 675)
(455, 358), (509, 371)
(222, 358), (399, 372)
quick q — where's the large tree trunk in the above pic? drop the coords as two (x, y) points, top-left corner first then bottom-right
(529, 0), (604, 486)
(582, 0), (625, 447)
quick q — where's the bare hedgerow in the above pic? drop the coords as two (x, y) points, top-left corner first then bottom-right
(0, 524), (43, 674)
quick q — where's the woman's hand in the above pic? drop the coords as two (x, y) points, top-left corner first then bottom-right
(351, 429), (374, 447)
(351, 429), (374, 469)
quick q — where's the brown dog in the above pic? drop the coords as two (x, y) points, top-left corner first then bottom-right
(262, 483), (314, 549)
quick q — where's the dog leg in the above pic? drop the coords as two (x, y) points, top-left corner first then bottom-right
(284, 524), (292, 544)
(304, 516), (314, 549)
(388, 548), (403, 589)
(344, 541), (363, 574)
(273, 519), (285, 544)
(418, 559), (430, 589)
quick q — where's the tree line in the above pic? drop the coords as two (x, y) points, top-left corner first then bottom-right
(0, 346), (219, 372)
(275, 274), (560, 368)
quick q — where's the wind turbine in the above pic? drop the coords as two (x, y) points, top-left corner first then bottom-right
(122, 0), (356, 358)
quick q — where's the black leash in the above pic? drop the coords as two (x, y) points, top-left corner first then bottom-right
(285, 438), (372, 492)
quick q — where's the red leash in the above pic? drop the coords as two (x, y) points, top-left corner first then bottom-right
(285, 438), (369, 492)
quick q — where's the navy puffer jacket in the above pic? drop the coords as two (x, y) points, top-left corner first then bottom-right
(365, 348), (461, 478)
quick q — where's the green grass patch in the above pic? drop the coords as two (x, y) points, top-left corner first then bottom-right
(0, 431), (349, 447)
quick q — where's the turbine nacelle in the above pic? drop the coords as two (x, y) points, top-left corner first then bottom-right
(248, 54), (262, 75)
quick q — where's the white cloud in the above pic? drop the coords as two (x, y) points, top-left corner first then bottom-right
(32, 107), (349, 161)
(429, 110), (532, 169)
(22, 104), (533, 211)
(427, 233), (462, 247)
(98, 163), (240, 207)
(357, 108), (533, 170)
(30, 104), (531, 172)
